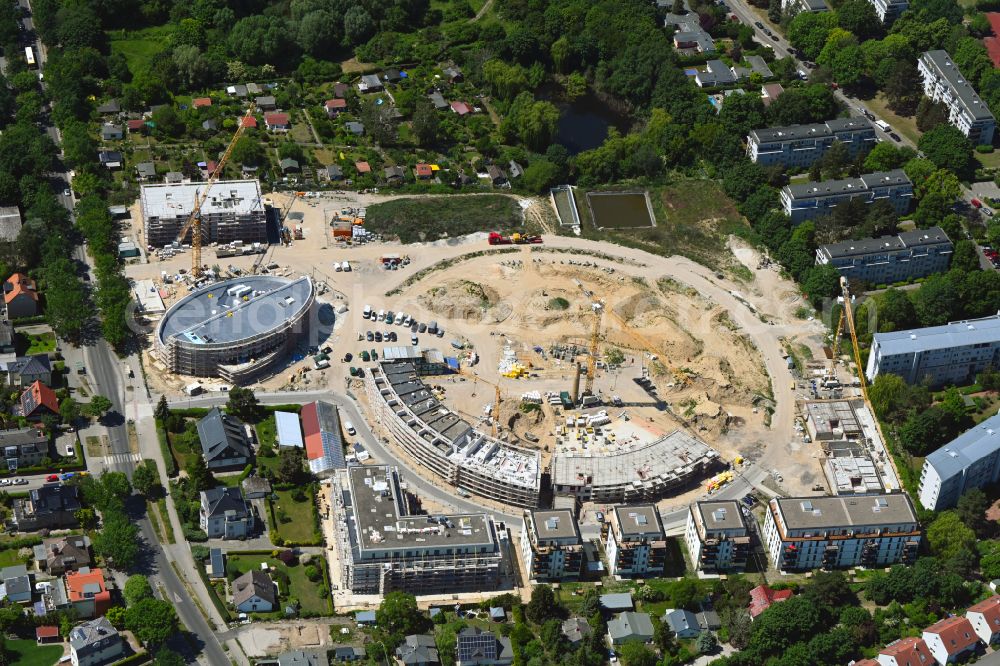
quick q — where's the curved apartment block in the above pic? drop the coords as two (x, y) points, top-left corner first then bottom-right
(366, 360), (541, 508)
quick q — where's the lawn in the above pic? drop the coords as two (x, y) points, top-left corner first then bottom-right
(365, 195), (523, 243)
(270, 488), (321, 546)
(0, 548), (23, 566)
(227, 552), (330, 615)
(864, 94), (921, 146)
(109, 25), (172, 74)
(974, 150), (1000, 170)
(166, 426), (201, 472)
(256, 415), (277, 449)
(6, 638), (64, 666)
(16, 331), (56, 355)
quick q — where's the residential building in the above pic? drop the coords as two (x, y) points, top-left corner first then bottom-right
(605, 505), (667, 577)
(763, 494), (921, 572)
(695, 60), (738, 87)
(967, 595), (1000, 646)
(70, 617), (123, 666)
(264, 112), (290, 131)
(761, 83), (785, 107)
(278, 651), (324, 666)
(607, 612), (654, 645)
(135, 162), (156, 181)
(301, 400), (345, 476)
(456, 628), (513, 666)
(746, 55), (773, 78)
(662, 609), (700, 640)
(877, 637), (935, 666)
(663, 2), (716, 53)
(0, 564), (31, 603)
(140, 180), (266, 248)
(782, 0), (828, 11)
(866, 314), (1000, 387)
(332, 465), (504, 595)
(746, 118), (877, 168)
(519, 509), (584, 581)
(396, 635), (440, 666)
(866, 0), (908, 22)
(199, 487), (252, 539)
(232, 569), (275, 613)
(366, 361), (541, 507)
(685, 501), (750, 573)
(13, 483), (80, 531)
(923, 616), (979, 664)
(4, 272), (38, 318)
(816, 227), (952, 285)
(600, 593), (634, 612)
(0, 354), (52, 388)
(748, 585), (793, 619)
(561, 618), (592, 645)
(255, 95), (276, 111)
(325, 98), (347, 116)
(197, 407), (251, 470)
(98, 151), (123, 169)
(15, 380), (58, 420)
(0, 426), (48, 469)
(333, 647), (367, 662)
(279, 158), (300, 174)
(33, 535), (91, 575)
(0, 207), (22, 242)
(918, 413), (1000, 511)
(100, 124), (123, 141)
(781, 170), (913, 224)
(919, 50), (996, 145)
(358, 74), (382, 92)
(65, 567), (111, 618)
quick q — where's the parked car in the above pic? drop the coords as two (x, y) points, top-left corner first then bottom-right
(343, 353), (353, 362)
(366, 331), (374, 341)
(46, 474), (59, 482)
(374, 332), (382, 342)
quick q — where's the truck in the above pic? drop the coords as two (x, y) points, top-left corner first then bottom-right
(488, 232), (543, 245)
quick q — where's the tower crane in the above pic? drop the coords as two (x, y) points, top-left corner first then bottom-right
(840, 277), (869, 403)
(175, 103), (257, 277)
(457, 366), (503, 438)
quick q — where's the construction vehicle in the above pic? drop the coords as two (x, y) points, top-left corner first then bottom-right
(458, 366), (503, 437)
(174, 103), (257, 277)
(488, 232), (543, 245)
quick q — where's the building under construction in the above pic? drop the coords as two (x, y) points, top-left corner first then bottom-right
(331, 465), (505, 595)
(140, 180), (267, 248)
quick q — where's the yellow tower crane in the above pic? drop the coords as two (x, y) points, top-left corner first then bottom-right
(175, 104), (257, 277)
(840, 277), (869, 403)
(457, 366), (503, 437)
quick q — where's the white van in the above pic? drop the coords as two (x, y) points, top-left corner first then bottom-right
(363, 305), (372, 319)
(345, 421), (356, 435)
(377, 310), (386, 321)
(875, 120), (891, 132)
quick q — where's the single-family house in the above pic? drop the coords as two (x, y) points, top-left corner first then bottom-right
(98, 151), (123, 169)
(455, 628), (513, 666)
(487, 165), (507, 187)
(126, 119), (146, 133)
(279, 650), (326, 666)
(197, 407), (251, 469)
(748, 585), (793, 619)
(199, 486), (252, 539)
(265, 112), (291, 131)
(345, 121), (365, 136)
(4, 272), (37, 318)
(695, 60), (738, 87)
(359, 74), (383, 92)
(15, 380), (59, 421)
(662, 609), (700, 640)
(923, 616), (979, 664)
(35, 536), (91, 575)
(607, 612), (654, 645)
(280, 158), (300, 174)
(12, 483), (80, 531)
(968, 595), (1000, 645)
(70, 617), (123, 666)
(355, 161), (371, 174)
(414, 163), (433, 179)
(96, 100), (120, 115)
(561, 618), (591, 645)
(761, 83), (785, 107)
(396, 634), (439, 666)
(0, 354), (51, 388)
(65, 567), (112, 618)
(429, 92), (448, 110)
(877, 637), (935, 666)
(232, 569), (276, 613)
(384, 166), (406, 185)
(192, 97), (212, 109)
(451, 101), (472, 116)
(101, 124), (123, 141)
(135, 162), (157, 181)
(255, 96), (277, 111)
(325, 98), (348, 117)
(746, 55), (773, 78)
(0, 564), (31, 603)
(0, 426), (49, 468)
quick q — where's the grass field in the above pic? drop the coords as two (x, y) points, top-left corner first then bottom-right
(864, 94), (921, 146)
(109, 25), (172, 74)
(365, 195), (523, 243)
(975, 150), (1000, 170)
(228, 553), (329, 615)
(255, 415), (277, 448)
(270, 489), (320, 545)
(6, 638), (64, 666)
(0, 548), (23, 566)
(17, 331), (56, 355)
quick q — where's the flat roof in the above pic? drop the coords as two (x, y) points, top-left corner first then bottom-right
(825, 455), (883, 493)
(157, 276), (313, 346)
(133, 278), (165, 315)
(805, 400), (862, 435)
(526, 509), (580, 541)
(275, 411), (303, 448)
(924, 412), (1000, 481)
(785, 170), (909, 199)
(140, 179), (263, 219)
(923, 50), (996, 121)
(347, 465), (497, 551)
(551, 430), (718, 488)
(751, 117), (873, 143)
(822, 226), (950, 259)
(873, 313), (1000, 357)
(612, 505), (664, 537)
(772, 493), (918, 531)
(694, 501), (747, 531)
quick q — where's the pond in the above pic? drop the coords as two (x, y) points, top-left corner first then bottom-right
(586, 192), (655, 229)
(545, 88), (631, 155)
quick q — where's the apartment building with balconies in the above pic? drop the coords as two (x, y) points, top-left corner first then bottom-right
(746, 118), (877, 168)
(918, 50), (996, 145)
(684, 501), (750, 574)
(782, 170), (912, 224)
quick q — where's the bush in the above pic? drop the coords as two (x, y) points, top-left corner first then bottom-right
(183, 527), (208, 543)
(305, 565), (321, 582)
(977, 144), (995, 153)
(190, 545), (210, 561)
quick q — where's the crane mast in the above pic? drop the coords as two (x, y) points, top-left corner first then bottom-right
(175, 104), (257, 277)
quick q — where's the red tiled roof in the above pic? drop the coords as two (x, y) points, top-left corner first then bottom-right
(986, 14), (1000, 66)
(241, 115), (257, 128)
(301, 402), (324, 462)
(925, 616), (978, 656)
(415, 163), (433, 177)
(21, 380), (58, 417)
(265, 112), (290, 126)
(355, 161), (371, 173)
(65, 567), (112, 616)
(325, 98), (347, 109)
(748, 585), (793, 618)
(126, 119), (145, 130)
(6, 273), (37, 304)
(851, 660), (878, 666)
(881, 636), (934, 662)
(192, 97), (212, 108)
(35, 626), (59, 639)
(450, 101), (472, 115)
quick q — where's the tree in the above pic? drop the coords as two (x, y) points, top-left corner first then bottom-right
(749, 596), (822, 657)
(618, 643), (656, 666)
(101, 472), (133, 501)
(124, 574), (154, 606)
(343, 6), (375, 46)
(227, 15), (292, 65)
(376, 592), (429, 644)
(59, 398), (81, 428)
(885, 61), (921, 115)
(911, 273), (960, 326)
(105, 605), (127, 628)
(520, 160), (561, 193)
(788, 12), (837, 60)
(898, 405), (963, 455)
(151, 106), (184, 139)
(359, 98), (396, 146)
(154, 649), (185, 666)
(126, 598), (178, 647)
(918, 124), (972, 175)
(956, 487), (989, 536)
(84, 395), (113, 419)
(951, 240), (981, 273)
(526, 584), (564, 624)
(864, 143), (915, 173)
(412, 98), (440, 148)
(230, 136), (265, 167)
(696, 631), (718, 655)
(186, 453), (215, 492)
(502, 93), (560, 152)
(803, 265), (841, 308)
(93, 513), (140, 570)
(927, 512), (977, 560)
(154, 395), (170, 423)
(132, 460), (160, 497)
(867, 373), (910, 420)
(276, 447), (306, 485)
(296, 10), (340, 59)
(74, 507), (97, 529)
(669, 577), (701, 610)
(226, 387), (260, 422)
(916, 97), (950, 133)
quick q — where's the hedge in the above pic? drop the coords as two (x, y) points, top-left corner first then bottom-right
(156, 425), (177, 477)
(110, 651), (150, 666)
(0, 535), (42, 551)
(0, 441), (84, 478)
